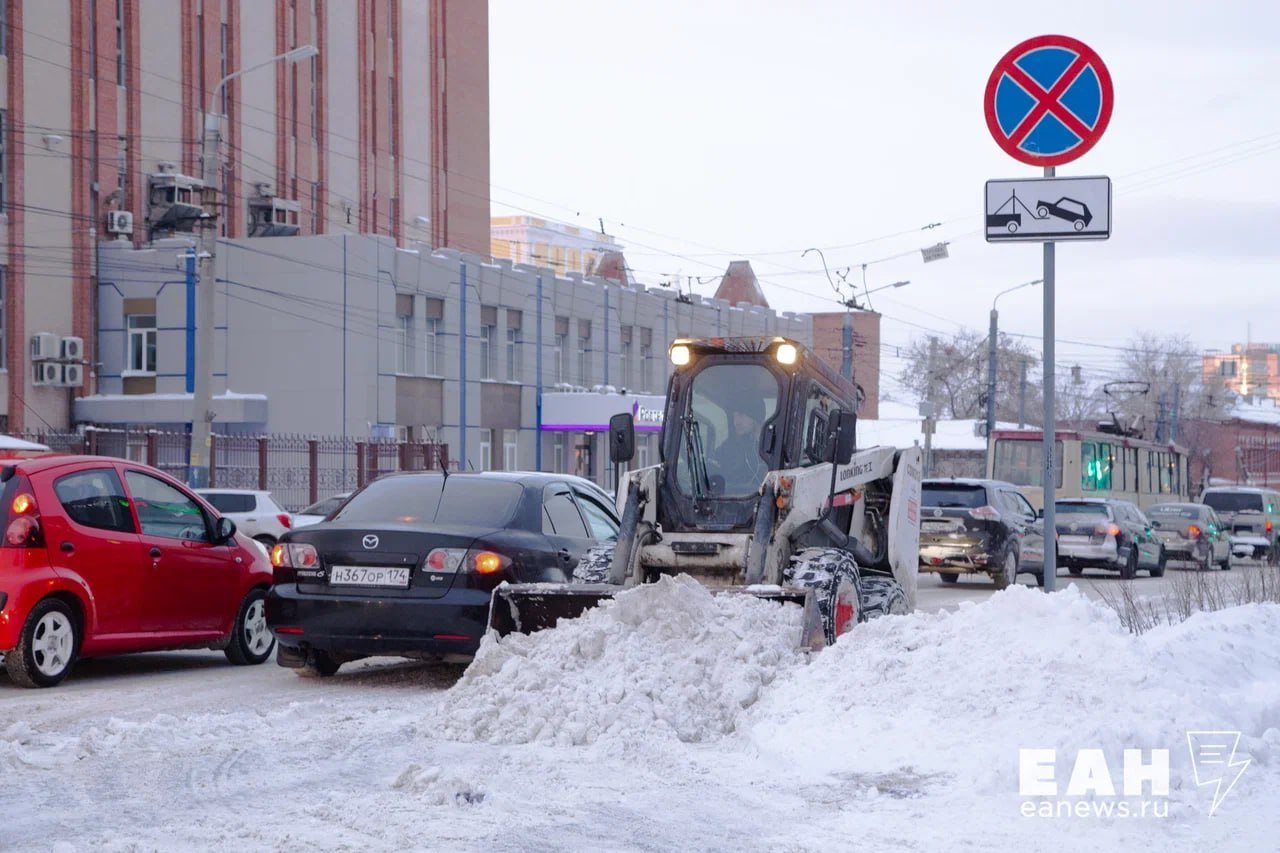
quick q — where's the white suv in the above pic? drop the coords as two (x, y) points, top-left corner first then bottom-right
(196, 489), (293, 545)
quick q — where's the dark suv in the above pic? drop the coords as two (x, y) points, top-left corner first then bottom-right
(918, 478), (1045, 588)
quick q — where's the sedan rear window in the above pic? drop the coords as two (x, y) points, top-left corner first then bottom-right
(921, 485), (987, 508)
(1202, 492), (1265, 514)
(202, 493), (256, 513)
(334, 476), (523, 527)
(1056, 502), (1110, 516)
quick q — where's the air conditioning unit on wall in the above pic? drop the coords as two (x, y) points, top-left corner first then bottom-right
(33, 361), (60, 386)
(59, 363), (84, 387)
(61, 336), (84, 361)
(106, 210), (134, 236)
(30, 333), (60, 361)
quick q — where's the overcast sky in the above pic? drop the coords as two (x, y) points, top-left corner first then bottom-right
(489, 1), (1279, 397)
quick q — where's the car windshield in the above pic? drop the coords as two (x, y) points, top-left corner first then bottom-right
(1148, 505), (1201, 520)
(675, 362), (781, 499)
(201, 492), (255, 513)
(922, 484), (987, 508)
(333, 476), (523, 527)
(1202, 492), (1265, 514)
(1056, 502), (1110, 516)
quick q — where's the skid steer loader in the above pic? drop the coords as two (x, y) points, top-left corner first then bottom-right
(489, 336), (923, 649)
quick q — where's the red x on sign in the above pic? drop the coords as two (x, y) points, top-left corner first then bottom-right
(984, 35), (1113, 167)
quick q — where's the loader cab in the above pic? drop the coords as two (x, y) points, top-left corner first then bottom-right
(657, 337), (859, 533)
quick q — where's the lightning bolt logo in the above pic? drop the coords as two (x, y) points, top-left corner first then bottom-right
(1187, 731), (1251, 816)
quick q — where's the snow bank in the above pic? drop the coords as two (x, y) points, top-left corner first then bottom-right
(442, 574), (803, 745)
(748, 585), (1280, 810)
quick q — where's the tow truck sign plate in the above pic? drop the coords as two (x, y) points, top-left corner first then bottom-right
(985, 175), (1111, 243)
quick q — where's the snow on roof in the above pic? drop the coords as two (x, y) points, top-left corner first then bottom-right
(860, 399), (1015, 452)
(1228, 398), (1280, 426)
(0, 434), (51, 451)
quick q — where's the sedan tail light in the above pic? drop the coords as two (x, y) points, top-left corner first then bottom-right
(1188, 525), (1202, 540)
(270, 542), (319, 569)
(3, 478), (43, 549)
(277, 513), (293, 530)
(968, 505), (1001, 521)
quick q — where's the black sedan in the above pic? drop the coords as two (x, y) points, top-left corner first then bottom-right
(265, 471), (619, 676)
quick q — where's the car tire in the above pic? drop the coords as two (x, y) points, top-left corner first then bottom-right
(786, 548), (861, 645)
(1073, 219), (1085, 231)
(1150, 547), (1166, 578)
(1033, 572), (1046, 588)
(1220, 551), (1232, 571)
(1120, 547), (1138, 580)
(1198, 550), (1212, 573)
(1036, 205), (1049, 218)
(1007, 221), (1018, 233)
(1068, 564), (1084, 576)
(858, 575), (910, 619)
(938, 572), (959, 584)
(296, 649), (341, 678)
(5, 598), (79, 688)
(992, 550), (1018, 590)
(224, 588), (275, 666)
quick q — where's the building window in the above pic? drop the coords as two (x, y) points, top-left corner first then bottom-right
(395, 295), (416, 375)
(620, 326), (634, 391)
(1220, 361), (1237, 378)
(553, 434), (566, 473)
(506, 327), (520, 382)
(555, 336), (567, 383)
(479, 323), (495, 379)
(504, 430), (518, 472)
(126, 314), (157, 374)
(479, 431), (492, 471)
(0, 2), (7, 56)
(640, 343), (653, 391)
(578, 321), (592, 386)
(423, 317), (441, 375)
(0, 110), (7, 212)
(116, 0), (125, 86)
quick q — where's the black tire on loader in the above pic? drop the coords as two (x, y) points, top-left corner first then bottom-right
(939, 572), (959, 584)
(786, 548), (863, 645)
(858, 575), (910, 619)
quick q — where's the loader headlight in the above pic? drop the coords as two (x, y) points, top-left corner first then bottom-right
(670, 344), (691, 367)
(775, 343), (798, 365)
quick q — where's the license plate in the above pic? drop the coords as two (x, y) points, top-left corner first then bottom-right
(329, 565), (412, 588)
(1059, 535), (1089, 545)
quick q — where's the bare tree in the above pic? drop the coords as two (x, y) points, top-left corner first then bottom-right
(899, 330), (1039, 420)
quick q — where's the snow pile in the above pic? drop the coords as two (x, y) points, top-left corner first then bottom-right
(442, 574), (803, 745)
(748, 584), (1280, 809)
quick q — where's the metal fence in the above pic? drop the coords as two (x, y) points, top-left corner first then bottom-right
(11, 430), (450, 511)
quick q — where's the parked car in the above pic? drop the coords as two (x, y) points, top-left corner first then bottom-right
(1199, 486), (1280, 565)
(291, 492), (353, 528)
(0, 456), (275, 688)
(1055, 498), (1165, 579)
(196, 489), (293, 545)
(918, 478), (1045, 588)
(1035, 196), (1092, 229)
(266, 471), (620, 676)
(1147, 502), (1232, 571)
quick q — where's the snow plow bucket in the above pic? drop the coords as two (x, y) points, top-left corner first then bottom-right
(487, 583), (826, 651)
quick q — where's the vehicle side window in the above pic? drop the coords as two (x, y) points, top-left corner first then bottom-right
(1006, 490), (1035, 520)
(53, 468), (136, 534)
(543, 487), (590, 539)
(125, 471), (210, 541)
(801, 382), (840, 466)
(574, 492), (620, 541)
(202, 492), (255, 513)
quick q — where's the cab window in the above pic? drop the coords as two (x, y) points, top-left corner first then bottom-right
(801, 382), (840, 467)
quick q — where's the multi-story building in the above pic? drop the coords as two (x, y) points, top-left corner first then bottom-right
(490, 215), (623, 279)
(0, 0), (489, 431)
(1203, 344), (1280, 403)
(79, 236), (811, 486)
(807, 310), (882, 419)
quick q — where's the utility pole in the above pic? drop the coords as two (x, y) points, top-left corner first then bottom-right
(841, 310), (853, 381)
(923, 336), (939, 477)
(187, 45), (318, 487)
(1018, 360), (1028, 428)
(985, 307), (999, 440)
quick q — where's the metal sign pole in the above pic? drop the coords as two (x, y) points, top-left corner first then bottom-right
(1042, 164), (1057, 592)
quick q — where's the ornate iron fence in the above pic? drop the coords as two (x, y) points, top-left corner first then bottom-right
(10, 429), (450, 511)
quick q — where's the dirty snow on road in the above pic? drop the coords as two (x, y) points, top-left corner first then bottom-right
(4, 578), (1279, 851)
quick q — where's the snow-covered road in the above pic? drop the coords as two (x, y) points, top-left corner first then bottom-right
(4, 575), (1279, 852)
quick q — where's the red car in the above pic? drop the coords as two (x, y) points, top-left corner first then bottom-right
(0, 456), (275, 688)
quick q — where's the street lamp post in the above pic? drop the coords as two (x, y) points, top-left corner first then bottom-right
(189, 45), (318, 487)
(985, 278), (1042, 442)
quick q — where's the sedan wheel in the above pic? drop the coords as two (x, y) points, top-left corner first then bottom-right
(1119, 548), (1138, 580)
(224, 589), (275, 666)
(5, 599), (78, 688)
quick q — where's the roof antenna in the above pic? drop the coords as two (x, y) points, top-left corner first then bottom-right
(438, 456), (449, 481)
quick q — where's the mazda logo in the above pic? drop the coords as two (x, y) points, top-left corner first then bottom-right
(932, 509), (943, 518)
(362, 534), (380, 550)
